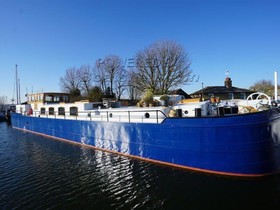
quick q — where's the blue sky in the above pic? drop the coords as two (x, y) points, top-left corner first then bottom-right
(1, 0), (279, 102)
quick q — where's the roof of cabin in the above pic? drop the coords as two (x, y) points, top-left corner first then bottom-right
(27, 92), (70, 96)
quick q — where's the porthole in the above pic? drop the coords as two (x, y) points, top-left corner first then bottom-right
(184, 110), (188, 115)
(109, 113), (113, 118)
(144, 113), (150, 118)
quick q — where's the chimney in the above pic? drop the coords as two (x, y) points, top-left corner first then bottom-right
(224, 77), (232, 88)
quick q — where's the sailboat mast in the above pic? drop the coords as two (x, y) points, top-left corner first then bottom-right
(18, 79), (21, 104)
(275, 71), (278, 100)
(16, 64), (19, 104)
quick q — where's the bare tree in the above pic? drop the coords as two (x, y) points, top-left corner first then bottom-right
(132, 40), (192, 95)
(77, 65), (93, 96)
(0, 96), (7, 104)
(94, 55), (126, 99)
(105, 55), (121, 96)
(94, 59), (108, 94)
(134, 47), (158, 94)
(127, 71), (141, 100)
(60, 67), (80, 92)
(114, 64), (127, 100)
(60, 67), (82, 101)
(0, 96), (8, 111)
(249, 80), (279, 96)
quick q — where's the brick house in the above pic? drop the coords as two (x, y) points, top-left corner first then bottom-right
(190, 76), (254, 100)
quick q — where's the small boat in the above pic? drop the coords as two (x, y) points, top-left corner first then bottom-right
(5, 110), (11, 123)
(10, 92), (280, 177)
(0, 108), (13, 123)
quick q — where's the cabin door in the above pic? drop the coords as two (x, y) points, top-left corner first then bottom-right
(34, 102), (38, 110)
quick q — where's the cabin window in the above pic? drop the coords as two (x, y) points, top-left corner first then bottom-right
(228, 93), (234, 99)
(70, 107), (78, 116)
(49, 107), (55, 115)
(54, 96), (60, 102)
(63, 95), (69, 102)
(208, 93), (214, 98)
(240, 93), (246, 100)
(40, 108), (46, 115)
(144, 113), (150, 118)
(58, 107), (65, 115)
(45, 95), (52, 102)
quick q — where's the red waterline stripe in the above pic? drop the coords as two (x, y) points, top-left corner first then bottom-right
(13, 126), (276, 178)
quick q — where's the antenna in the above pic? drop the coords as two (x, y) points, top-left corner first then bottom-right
(225, 70), (230, 78)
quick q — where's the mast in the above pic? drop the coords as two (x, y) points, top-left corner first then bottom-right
(14, 64), (21, 104)
(16, 64), (19, 104)
(275, 71), (278, 100)
(18, 78), (21, 104)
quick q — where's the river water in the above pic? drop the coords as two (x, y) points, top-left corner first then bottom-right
(1, 122), (280, 210)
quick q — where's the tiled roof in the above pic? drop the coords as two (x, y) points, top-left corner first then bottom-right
(191, 86), (253, 95)
(169, 88), (192, 98)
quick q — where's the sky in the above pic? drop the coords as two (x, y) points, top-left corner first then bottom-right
(0, 0), (280, 103)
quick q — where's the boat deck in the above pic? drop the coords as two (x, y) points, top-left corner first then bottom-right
(19, 108), (169, 124)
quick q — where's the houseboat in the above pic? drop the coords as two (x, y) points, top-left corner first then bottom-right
(11, 92), (280, 177)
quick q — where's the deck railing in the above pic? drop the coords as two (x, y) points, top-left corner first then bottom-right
(19, 109), (168, 124)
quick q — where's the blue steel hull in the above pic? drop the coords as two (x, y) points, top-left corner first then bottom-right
(11, 109), (280, 177)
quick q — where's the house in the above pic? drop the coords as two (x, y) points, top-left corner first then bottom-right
(190, 76), (254, 100)
(168, 88), (192, 99)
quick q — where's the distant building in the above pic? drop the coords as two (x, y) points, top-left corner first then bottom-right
(190, 76), (254, 100)
(168, 88), (192, 99)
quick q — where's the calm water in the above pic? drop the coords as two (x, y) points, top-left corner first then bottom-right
(1, 123), (280, 210)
